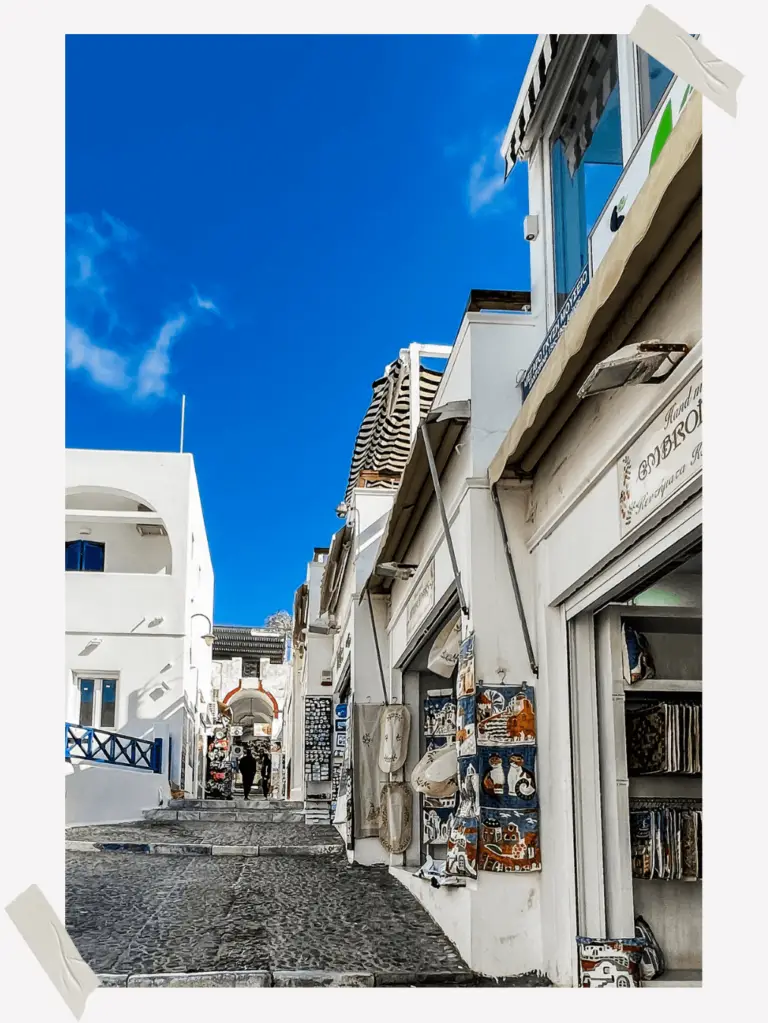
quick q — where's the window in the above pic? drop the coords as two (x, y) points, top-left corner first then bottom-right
(637, 47), (675, 133)
(551, 36), (624, 312)
(66, 540), (105, 572)
(75, 675), (118, 729)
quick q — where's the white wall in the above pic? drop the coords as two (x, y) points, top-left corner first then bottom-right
(66, 757), (171, 827)
(66, 449), (214, 818)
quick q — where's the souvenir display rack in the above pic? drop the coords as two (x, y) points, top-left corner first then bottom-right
(595, 603), (702, 987)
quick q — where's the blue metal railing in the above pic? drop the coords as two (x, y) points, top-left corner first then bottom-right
(65, 723), (163, 773)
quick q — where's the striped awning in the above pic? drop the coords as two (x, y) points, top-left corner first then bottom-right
(558, 35), (618, 177)
(503, 34), (560, 178)
(343, 357), (443, 505)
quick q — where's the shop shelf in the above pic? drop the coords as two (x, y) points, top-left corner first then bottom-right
(642, 969), (702, 987)
(624, 678), (702, 693)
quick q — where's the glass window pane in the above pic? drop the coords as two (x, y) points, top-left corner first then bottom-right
(65, 541), (82, 571)
(101, 680), (116, 729)
(79, 679), (94, 726)
(82, 542), (105, 572)
(551, 37), (623, 313)
(638, 48), (675, 133)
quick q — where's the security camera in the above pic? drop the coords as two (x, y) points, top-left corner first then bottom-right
(376, 562), (418, 581)
(335, 502), (348, 519)
(523, 214), (539, 242)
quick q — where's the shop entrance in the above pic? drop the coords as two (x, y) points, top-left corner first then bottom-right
(570, 545), (702, 986)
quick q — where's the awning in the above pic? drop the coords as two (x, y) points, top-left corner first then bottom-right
(343, 356), (443, 505)
(292, 583), (308, 645)
(502, 34), (561, 178)
(319, 524), (353, 617)
(490, 91), (702, 483)
(366, 400), (470, 594)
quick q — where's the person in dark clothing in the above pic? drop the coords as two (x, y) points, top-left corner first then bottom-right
(260, 753), (272, 798)
(238, 750), (257, 800)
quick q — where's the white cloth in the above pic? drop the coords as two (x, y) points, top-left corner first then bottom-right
(411, 743), (458, 799)
(352, 703), (386, 838)
(378, 704), (411, 773)
(428, 614), (462, 677)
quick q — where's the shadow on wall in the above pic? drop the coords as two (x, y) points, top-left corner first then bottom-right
(65, 674), (187, 826)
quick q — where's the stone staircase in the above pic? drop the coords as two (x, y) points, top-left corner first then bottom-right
(144, 797), (306, 824)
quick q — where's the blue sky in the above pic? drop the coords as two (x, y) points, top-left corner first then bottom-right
(65, 34), (536, 626)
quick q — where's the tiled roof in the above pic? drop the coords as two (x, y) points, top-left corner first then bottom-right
(212, 626), (285, 663)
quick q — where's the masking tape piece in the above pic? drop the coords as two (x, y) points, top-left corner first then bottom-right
(630, 5), (743, 116)
(6, 884), (100, 1018)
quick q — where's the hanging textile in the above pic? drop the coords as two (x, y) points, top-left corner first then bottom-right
(411, 743), (458, 799)
(427, 614), (462, 677)
(352, 703), (386, 838)
(379, 781), (413, 854)
(378, 703), (411, 773)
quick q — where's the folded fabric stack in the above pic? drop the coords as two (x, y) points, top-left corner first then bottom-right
(630, 804), (702, 880)
(627, 702), (701, 774)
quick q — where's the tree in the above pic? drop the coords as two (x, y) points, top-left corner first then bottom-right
(264, 610), (292, 635)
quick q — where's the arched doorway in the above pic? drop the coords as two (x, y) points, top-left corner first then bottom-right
(222, 685), (278, 797)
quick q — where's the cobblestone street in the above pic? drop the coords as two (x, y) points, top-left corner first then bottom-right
(66, 844), (473, 985)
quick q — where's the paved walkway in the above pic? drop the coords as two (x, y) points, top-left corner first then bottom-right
(65, 800), (480, 985)
(66, 850), (472, 984)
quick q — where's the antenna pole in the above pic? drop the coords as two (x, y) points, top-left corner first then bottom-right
(179, 394), (186, 453)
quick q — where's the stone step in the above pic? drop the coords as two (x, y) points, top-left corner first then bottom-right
(143, 808), (306, 823)
(98, 968), (477, 987)
(66, 841), (342, 857)
(168, 798), (303, 810)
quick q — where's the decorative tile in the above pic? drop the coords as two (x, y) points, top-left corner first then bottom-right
(478, 808), (541, 872)
(423, 696), (456, 737)
(422, 806), (455, 845)
(576, 938), (645, 988)
(479, 747), (537, 810)
(457, 757), (480, 818)
(456, 695), (476, 757)
(446, 817), (478, 879)
(476, 684), (536, 748)
(457, 633), (476, 698)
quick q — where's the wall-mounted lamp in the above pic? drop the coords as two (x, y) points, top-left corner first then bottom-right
(79, 528), (92, 536)
(148, 616), (164, 628)
(191, 613), (216, 646)
(88, 637), (103, 648)
(577, 341), (690, 399)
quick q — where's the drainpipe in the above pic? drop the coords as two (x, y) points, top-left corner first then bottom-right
(490, 482), (538, 678)
(420, 419), (469, 617)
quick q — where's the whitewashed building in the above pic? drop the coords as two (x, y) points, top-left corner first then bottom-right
(65, 449), (214, 825)
(324, 34), (701, 987)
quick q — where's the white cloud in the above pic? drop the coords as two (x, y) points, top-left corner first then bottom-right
(467, 130), (510, 215)
(191, 287), (218, 314)
(136, 314), (188, 399)
(66, 211), (219, 400)
(66, 322), (129, 390)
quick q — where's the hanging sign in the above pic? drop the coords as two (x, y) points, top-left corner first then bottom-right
(406, 560), (435, 639)
(617, 367), (702, 537)
(521, 265), (590, 399)
(590, 77), (695, 275)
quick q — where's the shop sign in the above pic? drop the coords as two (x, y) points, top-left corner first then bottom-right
(521, 265), (590, 399)
(618, 368), (702, 537)
(590, 77), (695, 275)
(406, 560), (435, 639)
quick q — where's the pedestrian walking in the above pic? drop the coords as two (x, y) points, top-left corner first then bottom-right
(238, 749), (257, 800)
(260, 753), (272, 798)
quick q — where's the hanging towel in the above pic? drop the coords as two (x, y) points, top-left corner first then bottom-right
(352, 703), (386, 838)
(378, 781), (413, 854)
(378, 704), (411, 773)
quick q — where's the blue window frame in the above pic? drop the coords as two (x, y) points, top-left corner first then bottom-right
(101, 679), (117, 729)
(78, 678), (95, 726)
(551, 36), (623, 313)
(65, 540), (105, 572)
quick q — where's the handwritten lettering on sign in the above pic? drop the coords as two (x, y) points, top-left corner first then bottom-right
(618, 368), (702, 536)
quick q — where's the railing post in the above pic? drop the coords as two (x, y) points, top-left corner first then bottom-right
(64, 722), (71, 761)
(87, 727), (93, 759)
(153, 738), (163, 774)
